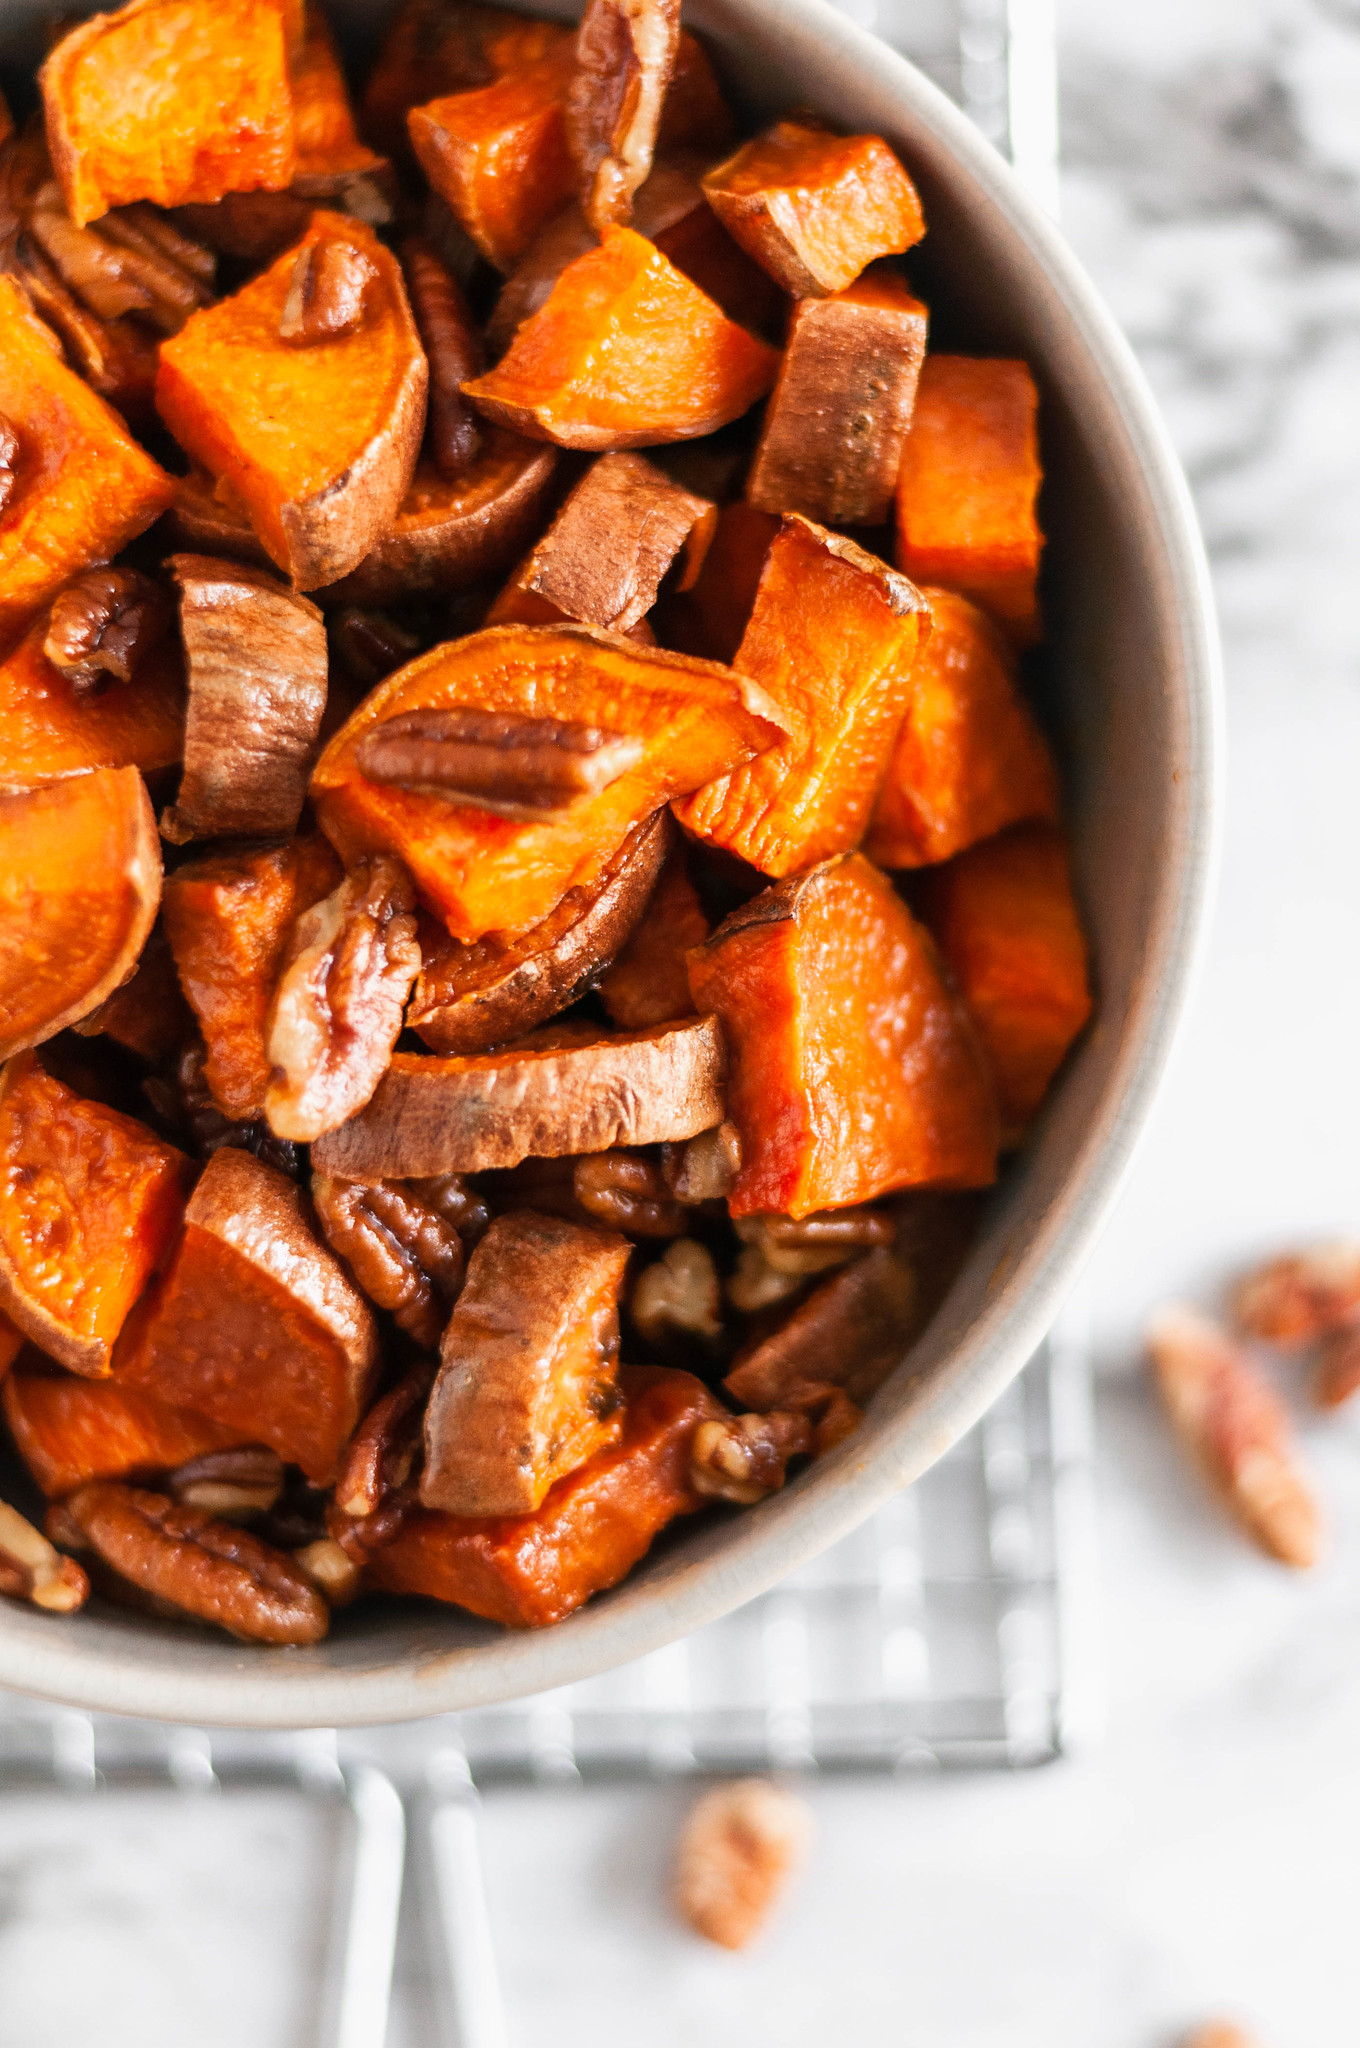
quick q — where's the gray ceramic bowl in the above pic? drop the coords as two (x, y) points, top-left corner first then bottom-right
(0, 0), (1221, 1725)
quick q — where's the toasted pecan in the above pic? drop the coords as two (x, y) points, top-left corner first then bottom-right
(354, 705), (645, 820)
(313, 1174), (468, 1348)
(0, 1496), (89, 1613)
(674, 1778), (811, 1950)
(400, 234), (483, 478)
(690, 1410), (812, 1505)
(42, 567), (170, 698)
(279, 236), (377, 345)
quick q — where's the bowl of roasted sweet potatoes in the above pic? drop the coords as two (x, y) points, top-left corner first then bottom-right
(0, 0), (1219, 1724)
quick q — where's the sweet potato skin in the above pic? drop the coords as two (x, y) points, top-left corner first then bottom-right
(367, 1364), (722, 1626)
(0, 607), (184, 789)
(3, 1366), (244, 1496)
(688, 854), (998, 1217)
(408, 48), (578, 271)
(598, 843), (707, 1030)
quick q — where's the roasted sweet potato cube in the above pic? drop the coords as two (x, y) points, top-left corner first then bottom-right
(746, 266), (928, 527)
(566, 0), (681, 232)
(0, 604), (184, 789)
(408, 47), (578, 271)
(688, 854), (997, 1216)
(72, 927), (195, 1065)
(702, 120), (925, 298)
(410, 810), (670, 1054)
(161, 833), (342, 1121)
(310, 1014), (727, 1178)
(367, 1363), (721, 1625)
(159, 555), (329, 844)
(463, 226), (780, 450)
(660, 501), (779, 663)
(676, 516), (930, 877)
(155, 213), (428, 590)
(0, 768), (162, 1061)
(309, 622), (785, 941)
(362, 0), (571, 164)
(895, 355), (1044, 646)
(0, 276), (173, 652)
(3, 1365), (245, 1496)
(598, 844), (708, 1030)
(41, 0), (296, 227)
(421, 1210), (629, 1515)
(916, 823), (1091, 1143)
(290, 3), (391, 209)
(115, 1144), (380, 1482)
(0, 1054), (192, 1376)
(725, 1244), (919, 1410)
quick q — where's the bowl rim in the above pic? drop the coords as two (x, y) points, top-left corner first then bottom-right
(0, 0), (1224, 1727)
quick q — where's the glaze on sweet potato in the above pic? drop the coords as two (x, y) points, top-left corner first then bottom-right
(463, 226), (780, 450)
(598, 843), (707, 1030)
(687, 854), (997, 1216)
(3, 1365), (243, 1496)
(676, 516), (930, 877)
(161, 833), (342, 1121)
(895, 355), (1044, 646)
(362, 0), (571, 165)
(916, 823), (1091, 1144)
(0, 275), (173, 653)
(0, 768), (162, 1060)
(156, 212), (427, 590)
(0, 1053), (192, 1375)
(115, 1144), (380, 1483)
(702, 120), (925, 298)
(41, 0), (296, 227)
(746, 266), (928, 527)
(566, 0), (681, 233)
(408, 46), (578, 271)
(866, 589), (1058, 868)
(367, 1363), (721, 1625)
(309, 623), (785, 941)
(0, 603), (184, 790)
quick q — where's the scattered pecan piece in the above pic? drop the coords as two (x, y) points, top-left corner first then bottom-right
(293, 1536), (362, 1605)
(0, 412), (18, 519)
(329, 607), (426, 689)
(574, 1149), (684, 1237)
(43, 568), (170, 698)
(144, 1042), (301, 1179)
(1232, 1240), (1360, 1344)
(313, 1175), (467, 1348)
(264, 855), (422, 1143)
(355, 706), (646, 820)
(400, 234), (483, 478)
(333, 1362), (437, 1519)
(674, 1777), (812, 1951)
(109, 202), (216, 283)
(690, 1410), (812, 1505)
(60, 1481), (329, 1645)
(279, 237), (377, 345)
(1313, 1322), (1360, 1409)
(0, 1497), (89, 1613)
(567, 0), (682, 232)
(631, 1238), (724, 1348)
(663, 1121), (742, 1204)
(736, 1208), (894, 1276)
(167, 1446), (285, 1521)
(1146, 1304), (1322, 1568)
(26, 183), (152, 320)
(327, 1488), (415, 1563)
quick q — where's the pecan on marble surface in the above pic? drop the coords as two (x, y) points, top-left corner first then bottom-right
(1233, 1240), (1360, 1344)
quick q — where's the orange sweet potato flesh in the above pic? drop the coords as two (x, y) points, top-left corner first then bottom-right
(702, 120), (925, 298)
(916, 823), (1091, 1144)
(115, 1144), (380, 1483)
(866, 588), (1059, 869)
(41, 0), (296, 227)
(0, 1053), (193, 1376)
(676, 516), (930, 877)
(367, 1363), (721, 1625)
(0, 768), (163, 1060)
(687, 853), (997, 1217)
(363, 0), (571, 165)
(895, 356), (1044, 647)
(408, 47), (578, 272)
(155, 213), (428, 590)
(162, 834), (342, 1120)
(463, 226), (780, 450)
(291, 4), (388, 190)
(310, 622), (786, 942)
(0, 276), (173, 654)
(3, 1365), (244, 1496)
(598, 844), (707, 1029)
(659, 501), (779, 663)
(0, 606), (184, 789)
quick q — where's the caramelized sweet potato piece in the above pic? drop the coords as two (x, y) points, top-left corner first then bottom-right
(367, 1363), (721, 1625)
(41, 0), (295, 227)
(115, 1144), (380, 1483)
(3, 1365), (244, 1496)
(310, 1014), (726, 1178)
(73, 926), (195, 1064)
(408, 46), (578, 271)
(0, 1053), (192, 1375)
(0, 275), (172, 652)
(421, 1210), (629, 1514)
(463, 226), (780, 450)
(567, 0), (681, 232)
(161, 833), (342, 1120)
(309, 622), (785, 941)
(410, 809), (670, 1053)
(661, 501), (779, 663)
(156, 212), (427, 590)
(0, 768), (162, 1059)
(163, 467), (272, 568)
(289, 4), (393, 220)
(598, 844), (708, 1030)
(916, 823), (1091, 1143)
(676, 516), (930, 876)
(895, 355), (1044, 646)
(725, 1245), (918, 1410)
(702, 120), (924, 298)
(0, 600), (184, 790)
(747, 266), (928, 526)
(688, 854), (997, 1217)
(362, 0), (571, 164)
(159, 554), (328, 844)
(0, 1312), (22, 1381)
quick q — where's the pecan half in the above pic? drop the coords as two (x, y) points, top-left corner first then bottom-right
(107, 202), (216, 284)
(354, 706), (645, 820)
(663, 1121), (742, 1204)
(574, 1149), (684, 1237)
(293, 1536), (362, 1605)
(43, 568), (170, 698)
(690, 1411), (812, 1505)
(0, 1497), (89, 1613)
(567, 0), (682, 232)
(736, 1208), (894, 1276)
(674, 1778), (812, 1951)
(333, 1362), (436, 1519)
(264, 855), (422, 1143)
(279, 237), (377, 345)
(96, 204), (215, 329)
(1233, 1240), (1360, 1344)
(26, 183), (152, 320)
(0, 412), (18, 519)
(329, 607), (427, 689)
(143, 1042), (302, 1179)
(61, 1482), (329, 1644)
(313, 1175), (467, 1347)
(168, 1446), (285, 1521)
(400, 235), (483, 478)
(631, 1238), (724, 1349)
